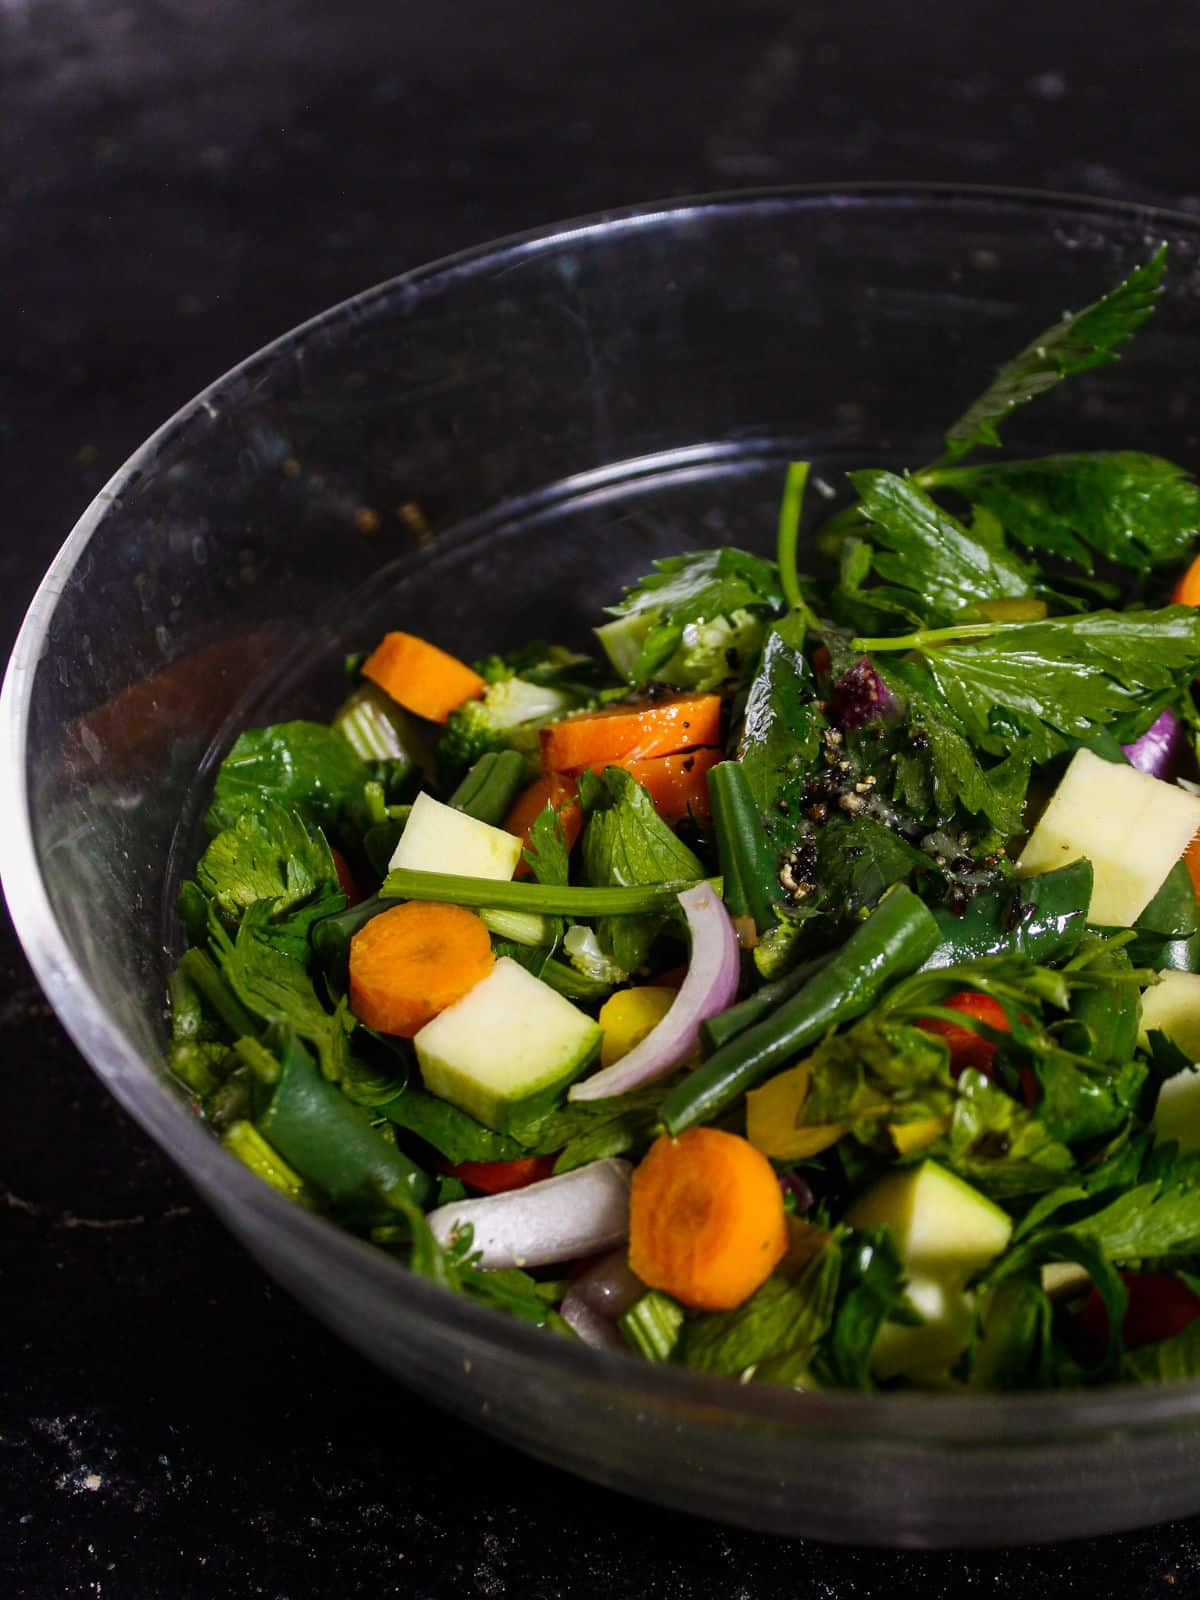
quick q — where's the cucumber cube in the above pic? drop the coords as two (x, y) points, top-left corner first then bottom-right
(1140, 969), (1200, 1061)
(390, 791), (522, 880)
(869, 1270), (976, 1382)
(414, 957), (602, 1132)
(1016, 748), (1200, 928)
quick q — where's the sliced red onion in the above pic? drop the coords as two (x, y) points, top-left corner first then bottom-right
(560, 1249), (644, 1349)
(559, 1295), (628, 1350)
(567, 882), (740, 1101)
(831, 657), (900, 730)
(1122, 708), (1182, 780)
(426, 1158), (631, 1269)
(566, 1248), (645, 1319)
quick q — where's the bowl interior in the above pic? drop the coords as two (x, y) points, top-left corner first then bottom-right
(8, 186), (1200, 1546)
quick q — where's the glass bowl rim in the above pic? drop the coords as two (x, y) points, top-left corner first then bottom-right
(7, 180), (1200, 1445)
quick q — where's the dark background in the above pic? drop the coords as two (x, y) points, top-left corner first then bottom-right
(4, 2), (1200, 1595)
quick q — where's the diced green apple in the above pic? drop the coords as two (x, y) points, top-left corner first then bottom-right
(414, 956), (602, 1132)
(1153, 1066), (1200, 1155)
(846, 1161), (1013, 1383)
(845, 1161), (1013, 1275)
(1140, 969), (1200, 1061)
(389, 790), (522, 880)
(1016, 748), (1200, 928)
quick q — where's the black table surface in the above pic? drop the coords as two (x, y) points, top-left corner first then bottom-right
(6, 3), (1200, 1594)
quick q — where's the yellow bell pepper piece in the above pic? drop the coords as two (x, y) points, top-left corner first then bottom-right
(745, 1062), (845, 1160)
(598, 986), (677, 1068)
(889, 1116), (949, 1156)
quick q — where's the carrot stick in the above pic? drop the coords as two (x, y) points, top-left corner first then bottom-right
(628, 1127), (788, 1311)
(598, 748), (720, 824)
(362, 632), (486, 723)
(348, 901), (494, 1037)
(503, 773), (582, 878)
(1173, 555), (1200, 607)
(539, 693), (722, 774)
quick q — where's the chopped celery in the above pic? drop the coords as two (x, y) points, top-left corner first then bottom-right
(619, 1290), (685, 1361)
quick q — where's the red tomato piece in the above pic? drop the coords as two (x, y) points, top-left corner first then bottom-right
(917, 991), (1011, 1078)
(442, 1155), (558, 1195)
(1079, 1271), (1200, 1356)
(330, 847), (361, 906)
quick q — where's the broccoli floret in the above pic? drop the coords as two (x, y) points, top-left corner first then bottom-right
(437, 676), (575, 785)
(596, 607), (767, 692)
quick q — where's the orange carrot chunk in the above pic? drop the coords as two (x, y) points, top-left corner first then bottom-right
(1185, 832), (1200, 905)
(591, 748), (721, 825)
(348, 902), (494, 1038)
(1173, 555), (1200, 608)
(628, 1127), (788, 1311)
(539, 693), (722, 774)
(503, 773), (583, 878)
(361, 631), (486, 724)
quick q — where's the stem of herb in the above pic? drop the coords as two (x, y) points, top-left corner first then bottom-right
(776, 461), (810, 613)
(382, 867), (717, 916)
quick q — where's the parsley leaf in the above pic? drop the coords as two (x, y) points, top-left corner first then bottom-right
(737, 612), (826, 837)
(941, 246), (1168, 463)
(682, 1241), (841, 1379)
(945, 1069), (1076, 1198)
(924, 453), (1200, 574)
(195, 801), (342, 928)
(864, 607), (1200, 763)
(206, 720), (369, 835)
(802, 1019), (956, 1145)
(578, 766), (704, 973)
(810, 1226), (914, 1390)
(379, 1086), (526, 1164)
(209, 903), (352, 1084)
(602, 547), (784, 683)
(848, 470), (1034, 625)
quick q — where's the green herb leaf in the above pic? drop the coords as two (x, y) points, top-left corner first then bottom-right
(924, 452), (1200, 574)
(511, 1077), (679, 1172)
(737, 612), (826, 837)
(801, 1019), (956, 1147)
(578, 766), (704, 973)
(811, 814), (931, 919)
(206, 720), (369, 835)
(379, 1086), (527, 1164)
(941, 246), (1167, 463)
(810, 1226), (913, 1390)
(195, 801), (342, 933)
(682, 1243), (841, 1378)
(870, 608), (1200, 763)
(945, 1069), (1076, 1198)
(209, 903), (352, 1084)
(848, 470), (1033, 626)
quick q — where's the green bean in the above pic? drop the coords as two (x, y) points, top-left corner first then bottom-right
(707, 760), (783, 934)
(253, 1027), (433, 1215)
(700, 952), (834, 1053)
(449, 750), (528, 826)
(660, 886), (940, 1134)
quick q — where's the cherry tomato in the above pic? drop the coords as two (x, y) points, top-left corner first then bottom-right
(917, 991), (1011, 1078)
(330, 846), (361, 906)
(1078, 1271), (1200, 1357)
(441, 1155), (558, 1195)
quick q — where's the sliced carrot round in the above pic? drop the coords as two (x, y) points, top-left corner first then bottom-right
(348, 901), (494, 1037)
(628, 1127), (787, 1311)
(361, 631), (485, 723)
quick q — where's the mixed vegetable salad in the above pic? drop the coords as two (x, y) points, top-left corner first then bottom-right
(171, 245), (1200, 1390)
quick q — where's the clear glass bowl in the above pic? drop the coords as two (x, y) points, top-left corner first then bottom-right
(6, 185), (1200, 1549)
